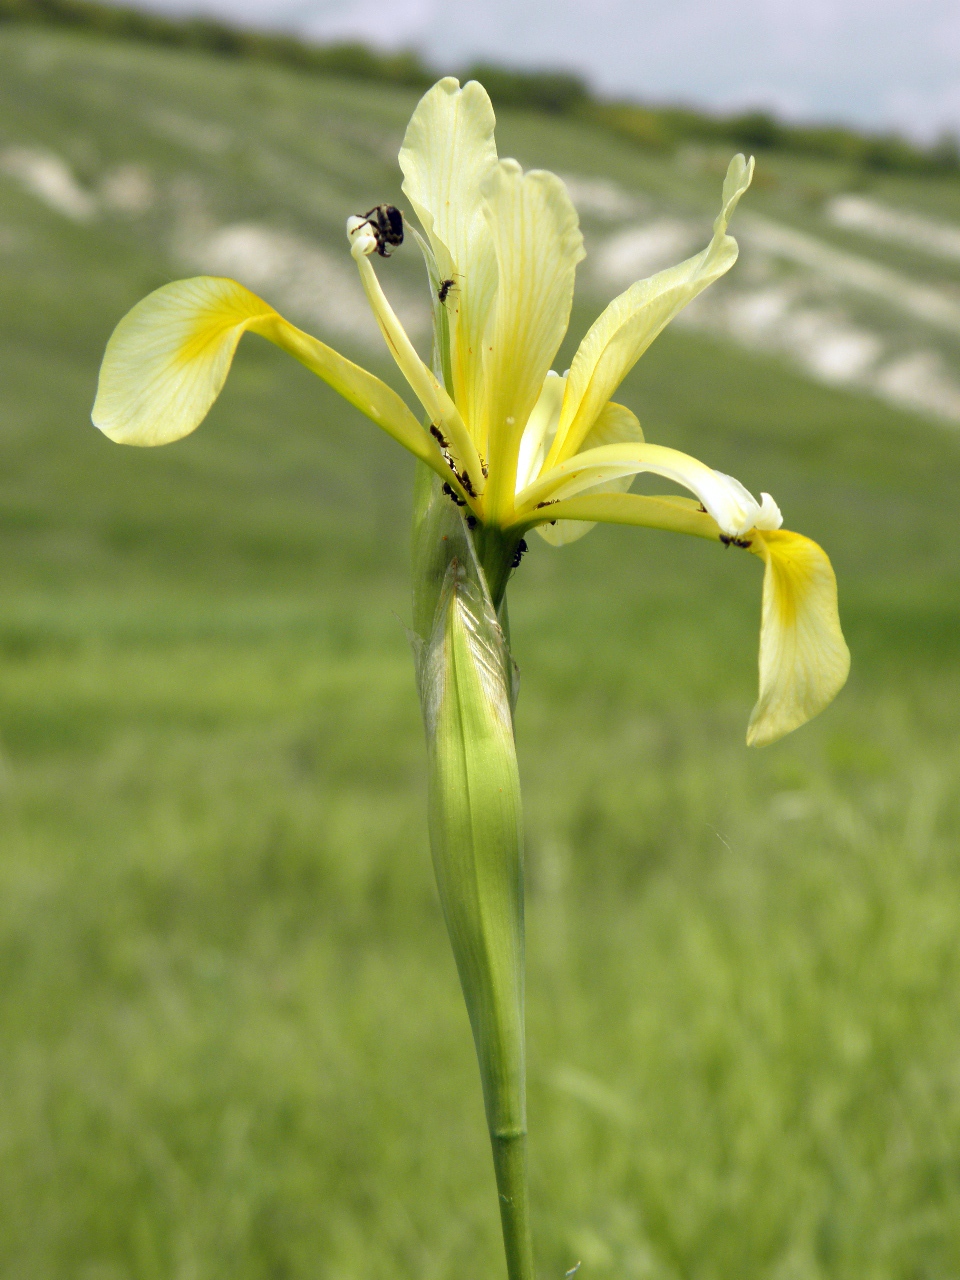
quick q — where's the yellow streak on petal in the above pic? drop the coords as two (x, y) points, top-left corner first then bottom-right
(747, 529), (850, 747)
(92, 276), (453, 484)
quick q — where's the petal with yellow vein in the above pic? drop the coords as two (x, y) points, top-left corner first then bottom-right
(747, 529), (850, 747)
(481, 160), (585, 517)
(91, 275), (453, 481)
(399, 77), (499, 434)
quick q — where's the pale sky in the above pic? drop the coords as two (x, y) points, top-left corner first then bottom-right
(131, 0), (960, 141)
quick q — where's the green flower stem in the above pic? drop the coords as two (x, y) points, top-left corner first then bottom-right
(411, 465), (533, 1280)
(492, 1127), (535, 1280)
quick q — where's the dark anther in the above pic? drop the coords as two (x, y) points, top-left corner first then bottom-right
(511, 538), (528, 569)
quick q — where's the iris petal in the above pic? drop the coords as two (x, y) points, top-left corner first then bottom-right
(517, 440), (760, 537)
(548, 154), (754, 467)
(481, 160), (585, 518)
(91, 275), (451, 480)
(534, 401), (643, 546)
(747, 530), (850, 747)
(399, 77), (500, 437)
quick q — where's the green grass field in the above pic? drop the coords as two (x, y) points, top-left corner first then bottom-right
(2, 26), (960, 1279)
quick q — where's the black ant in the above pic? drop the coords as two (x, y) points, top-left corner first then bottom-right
(442, 482), (466, 507)
(437, 277), (458, 304)
(431, 424), (476, 498)
(719, 534), (752, 549)
(511, 538), (528, 569)
(356, 204), (404, 257)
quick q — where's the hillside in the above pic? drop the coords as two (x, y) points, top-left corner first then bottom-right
(1, 25), (960, 1280)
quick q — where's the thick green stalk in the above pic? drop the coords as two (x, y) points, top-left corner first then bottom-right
(411, 465), (533, 1280)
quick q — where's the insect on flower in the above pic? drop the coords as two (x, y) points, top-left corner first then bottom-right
(355, 203), (404, 257)
(91, 75), (849, 748)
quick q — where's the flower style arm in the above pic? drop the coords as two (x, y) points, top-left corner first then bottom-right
(91, 274), (460, 489)
(517, 491), (849, 746)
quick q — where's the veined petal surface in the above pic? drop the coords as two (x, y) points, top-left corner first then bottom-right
(92, 276), (451, 479)
(93, 276), (274, 446)
(481, 161), (585, 517)
(400, 78), (500, 434)
(747, 530), (850, 747)
(548, 154), (754, 466)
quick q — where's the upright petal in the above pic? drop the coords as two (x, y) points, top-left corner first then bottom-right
(400, 78), (500, 437)
(481, 161), (585, 519)
(747, 530), (850, 747)
(547, 154), (754, 467)
(92, 276), (453, 482)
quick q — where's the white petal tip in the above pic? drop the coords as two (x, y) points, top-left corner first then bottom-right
(346, 215), (377, 257)
(755, 493), (783, 530)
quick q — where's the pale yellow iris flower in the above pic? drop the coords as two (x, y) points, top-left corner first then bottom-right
(92, 77), (849, 746)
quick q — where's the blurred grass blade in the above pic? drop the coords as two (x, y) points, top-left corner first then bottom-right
(412, 513), (533, 1280)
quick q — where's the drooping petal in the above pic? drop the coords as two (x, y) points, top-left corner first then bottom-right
(399, 77), (500, 435)
(91, 275), (453, 482)
(534, 400), (644, 545)
(348, 227), (485, 494)
(517, 440), (765, 537)
(515, 493), (848, 746)
(481, 160), (585, 520)
(746, 530), (850, 747)
(546, 154), (754, 467)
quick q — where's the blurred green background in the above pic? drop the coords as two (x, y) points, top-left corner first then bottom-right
(2, 25), (960, 1279)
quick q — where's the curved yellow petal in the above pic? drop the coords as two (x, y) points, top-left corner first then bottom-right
(533, 400), (643, 545)
(517, 440), (761, 537)
(547, 154), (754, 468)
(481, 160), (585, 520)
(399, 77), (500, 435)
(747, 530), (850, 747)
(93, 276), (273, 447)
(92, 275), (454, 483)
